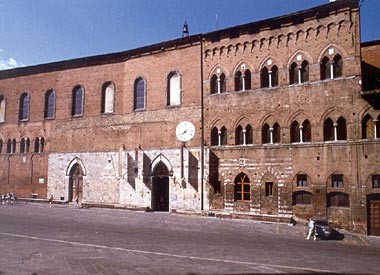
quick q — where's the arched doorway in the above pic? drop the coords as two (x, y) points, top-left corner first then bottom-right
(69, 163), (84, 203)
(367, 194), (380, 236)
(152, 162), (170, 211)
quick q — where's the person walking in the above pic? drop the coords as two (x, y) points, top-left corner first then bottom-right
(49, 194), (54, 207)
(74, 195), (79, 208)
(306, 218), (316, 241)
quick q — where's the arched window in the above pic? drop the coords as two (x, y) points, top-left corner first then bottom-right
(12, 139), (16, 153)
(101, 82), (115, 114)
(0, 139), (2, 153)
(134, 78), (145, 110)
(167, 72), (181, 106)
(290, 121), (300, 143)
(301, 60), (309, 83)
(260, 67), (269, 88)
(234, 71), (243, 91)
(333, 54), (343, 78)
(220, 73), (226, 93)
(262, 123), (270, 144)
(362, 114), (374, 139)
(34, 137), (44, 153)
(72, 86), (84, 116)
(292, 191), (312, 205)
(271, 66), (279, 87)
(336, 116), (347, 140)
(20, 138), (30, 154)
(320, 56), (330, 80)
(289, 62), (298, 85)
(303, 120), (311, 142)
(6, 139), (12, 153)
(44, 89), (55, 119)
(211, 127), (219, 146)
(273, 123), (280, 143)
(19, 93), (30, 121)
(323, 118), (334, 141)
(244, 70), (251, 90)
(220, 126), (227, 145)
(234, 173), (250, 201)
(245, 124), (253, 144)
(210, 74), (218, 94)
(235, 125), (243, 145)
(0, 95), (5, 122)
(327, 192), (349, 207)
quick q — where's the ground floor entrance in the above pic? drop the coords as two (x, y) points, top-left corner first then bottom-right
(368, 194), (380, 236)
(152, 162), (169, 211)
(68, 163), (83, 203)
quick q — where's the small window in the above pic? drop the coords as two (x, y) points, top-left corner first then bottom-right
(0, 139), (3, 153)
(234, 71), (243, 91)
(0, 95), (5, 123)
(19, 93), (30, 121)
(262, 123), (270, 144)
(291, 121), (300, 143)
(323, 118), (334, 141)
(6, 139), (12, 153)
(101, 82), (115, 114)
(372, 175), (380, 189)
(220, 73), (226, 93)
(134, 78), (145, 110)
(44, 89), (56, 119)
(293, 191), (312, 205)
(289, 62), (298, 85)
(260, 67), (269, 88)
(336, 117), (347, 140)
(302, 120), (312, 142)
(300, 60), (309, 83)
(20, 138), (30, 154)
(220, 126), (227, 145)
(265, 182), (274, 197)
(34, 137), (45, 153)
(328, 192), (349, 207)
(297, 174), (307, 187)
(244, 70), (251, 90)
(333, 54), (343, 78)
(210, 75), (218, 94)
(234, 173), (250, 201)
(273, 123), (280, 143)
(211, 127), (219, 146)
(332, 174), (344, 188)
(320, 56), (330, 80)
(167, 72), (181, 106)
(245, 124), (253, 144)
(235, 125), (244, 145)
(362, 114), (374, 139)
(72, 86), (84, 116)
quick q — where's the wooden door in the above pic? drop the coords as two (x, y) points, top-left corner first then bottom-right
(370, 200), (380, 236)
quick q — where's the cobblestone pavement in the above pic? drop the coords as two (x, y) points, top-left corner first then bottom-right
(0, 203), (379, 275)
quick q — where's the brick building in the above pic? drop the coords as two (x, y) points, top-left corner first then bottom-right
(0, 0), (379, 235)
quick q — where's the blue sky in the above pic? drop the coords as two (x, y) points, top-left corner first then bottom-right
(0, 0), (379, 70)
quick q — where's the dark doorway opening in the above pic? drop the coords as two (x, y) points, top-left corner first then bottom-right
(152, 162), (169, 211)
(367, 194), (380, 236)
(69, 163), (84, 202)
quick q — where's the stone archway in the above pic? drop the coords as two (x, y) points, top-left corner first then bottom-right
(68, 163), (84, 203)
(152, 162), (170, 211)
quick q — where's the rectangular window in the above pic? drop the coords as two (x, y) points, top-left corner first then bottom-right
(373, 175), (380, 189)
(332, 174), (343, 188)
(265, 182), (273, 197)
(297, 174), (307, 187)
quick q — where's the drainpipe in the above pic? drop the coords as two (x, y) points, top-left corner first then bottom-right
(200, 34), (205, 211)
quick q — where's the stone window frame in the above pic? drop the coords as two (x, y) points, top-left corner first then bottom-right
(71, 85), (84, 117)
(290, 119), (311, 143)
(133, 77), (146, 111)
(235, 124), (253, 145)
(210, 70), (227, 95)
(234, 69), (251, 92)
(320, 50), (343, 81)
(289, 60), (309, 85)
(323, 116), (347, 141)
(234, 173), (251, 201)
(20, 137), (30, 154)
(260, 64), (278, 88)
(372, 174), (380, 189)
(265, 181), (274, 197)
(19, 92), (30, 121)
(101, 82), (115, 114)
(0, 95), (6, 123)
(44, 89), (56, 119)
(166, 71), (182, 107)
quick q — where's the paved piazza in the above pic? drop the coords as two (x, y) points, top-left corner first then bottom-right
(0, 203), (379, 275)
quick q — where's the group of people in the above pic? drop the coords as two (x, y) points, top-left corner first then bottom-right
(0, 193), (17, 205)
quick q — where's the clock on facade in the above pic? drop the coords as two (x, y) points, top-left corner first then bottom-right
(176, 121), (195, 142)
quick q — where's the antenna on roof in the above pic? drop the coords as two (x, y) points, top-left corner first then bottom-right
(182, 21), (189, 38)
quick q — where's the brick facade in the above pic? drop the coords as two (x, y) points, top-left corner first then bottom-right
(0, 0), (379, 234)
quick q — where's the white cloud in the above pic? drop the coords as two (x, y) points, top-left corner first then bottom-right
(0, 57), (24, 70)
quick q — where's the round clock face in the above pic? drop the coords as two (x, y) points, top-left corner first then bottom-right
(176, 121), (195, 142)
